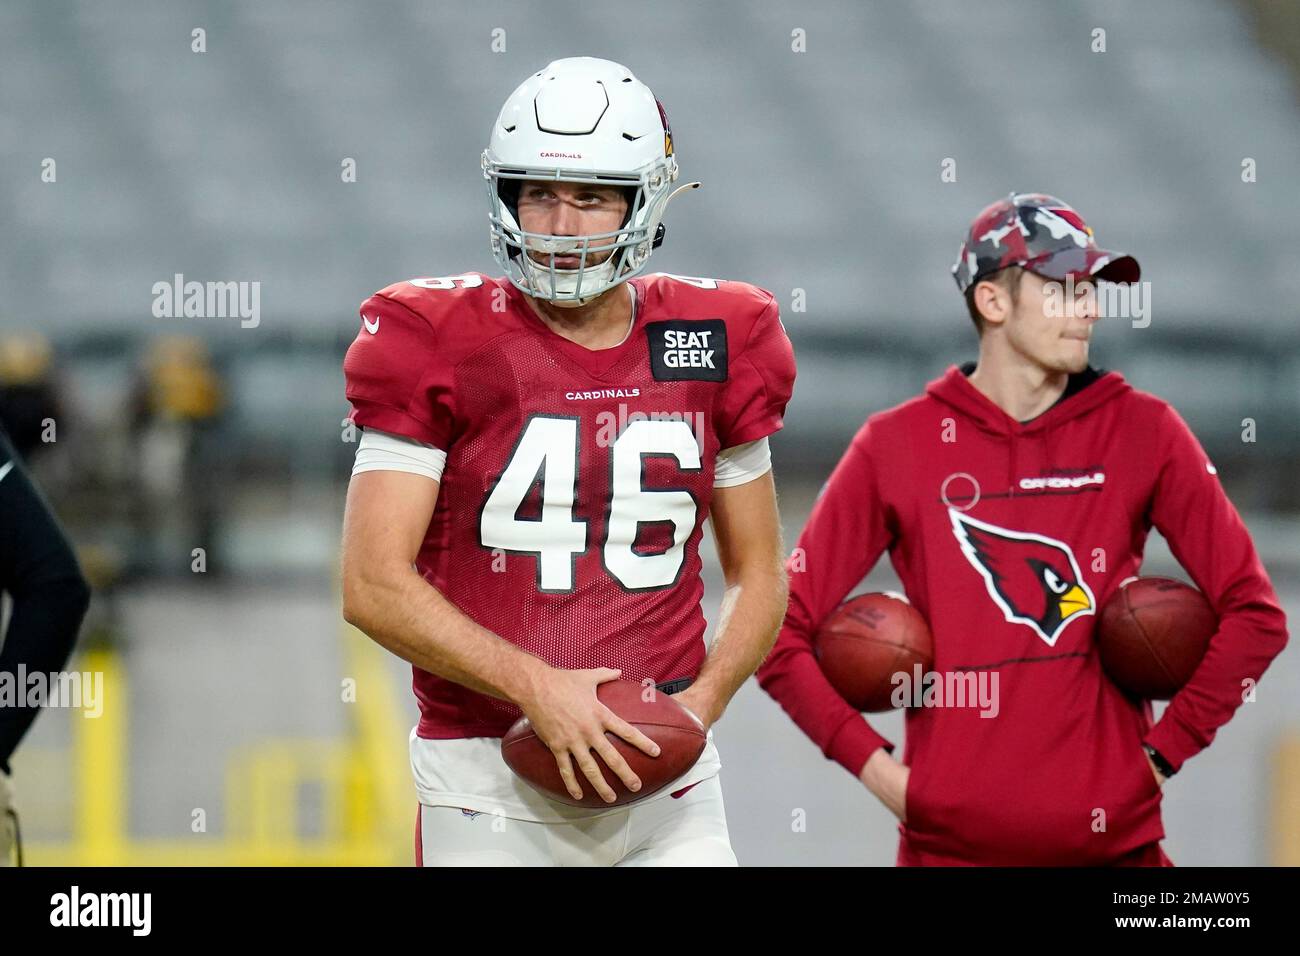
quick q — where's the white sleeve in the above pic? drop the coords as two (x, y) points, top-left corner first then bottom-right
(352, 428), (447, 481)
(713, 436), (772, 488)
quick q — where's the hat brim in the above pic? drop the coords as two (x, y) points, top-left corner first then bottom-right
(1028, 248), (1141, 284)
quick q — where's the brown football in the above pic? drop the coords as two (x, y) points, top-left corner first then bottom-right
(1097, 576), (1217, 699)
(813, 592), (934, 713)
(501, 679), (706, 808)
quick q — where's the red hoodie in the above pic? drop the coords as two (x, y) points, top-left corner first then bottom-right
(757, 365), (1289, 865)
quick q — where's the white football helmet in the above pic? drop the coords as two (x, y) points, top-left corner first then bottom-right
(483, 57), (698, 305)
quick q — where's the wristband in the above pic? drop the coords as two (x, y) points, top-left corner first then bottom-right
(1143, 743), (1176, 779)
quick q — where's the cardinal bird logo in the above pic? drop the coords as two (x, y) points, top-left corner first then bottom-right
(949, 509), (1095, 646)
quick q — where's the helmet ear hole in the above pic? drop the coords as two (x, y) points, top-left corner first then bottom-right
(651, 222), (666, 249)
(498, 178), (522, 222)
(496, 178), (524, 259)
(619, 186), (637, 228)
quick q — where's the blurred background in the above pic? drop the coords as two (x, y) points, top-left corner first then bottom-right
(2, 0), (1297, 865)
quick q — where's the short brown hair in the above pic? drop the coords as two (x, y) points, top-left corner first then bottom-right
(964, 265), (1023, 333)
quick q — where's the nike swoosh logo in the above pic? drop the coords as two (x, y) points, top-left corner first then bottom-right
(0, 460), (13, 484)
(362, 315), (380, 334)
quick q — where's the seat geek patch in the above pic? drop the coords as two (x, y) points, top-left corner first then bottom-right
(646, 319), (728, 382)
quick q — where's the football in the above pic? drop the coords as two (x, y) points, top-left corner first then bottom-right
(501, 678), (706, 808)
(1097, 576), (1217, 699)
(813, 592), (934, 712)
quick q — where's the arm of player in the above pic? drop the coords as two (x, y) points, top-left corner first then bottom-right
(753, 420), (910, 816)
(341, 469), (661, 804)
(0, 428), (91, 776)
(673, 469), (788, 731)
(342, 469), (537, 699)
(1142, 405), (1289, 774)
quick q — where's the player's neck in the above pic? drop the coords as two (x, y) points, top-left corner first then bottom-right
(967, 344), (1069, 423)
(523, 282), (634, 350)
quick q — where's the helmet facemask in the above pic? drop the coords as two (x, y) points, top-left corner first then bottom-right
(484, 154), (679, 306)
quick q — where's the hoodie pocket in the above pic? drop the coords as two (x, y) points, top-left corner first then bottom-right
(1135, 739), (1164, 801)
(902, 757), (930, 833)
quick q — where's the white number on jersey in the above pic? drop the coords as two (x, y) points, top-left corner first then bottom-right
(409, 274), (485, 290)
(479, 416), (587, 593)
(657, 273), (719, 289)
(605, 419), (702, 590)
(480, 416), (700, 592)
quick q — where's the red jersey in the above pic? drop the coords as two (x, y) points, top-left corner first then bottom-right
(344, 272), (796, 739)
(757, 365), (1288, 865)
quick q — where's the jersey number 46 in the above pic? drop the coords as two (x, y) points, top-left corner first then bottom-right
(479, 415), (701, 593)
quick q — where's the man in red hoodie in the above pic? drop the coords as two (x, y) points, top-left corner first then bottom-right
(757, 192), (1289, 866)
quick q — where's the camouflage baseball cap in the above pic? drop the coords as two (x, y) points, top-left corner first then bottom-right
(951, 192), (1140, 294)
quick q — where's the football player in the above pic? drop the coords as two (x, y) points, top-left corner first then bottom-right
(341, 58), (795, 866)
(757, 193), (1288, 865)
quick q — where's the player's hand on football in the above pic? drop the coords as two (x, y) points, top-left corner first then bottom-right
(519, 666), (662, 804)
(859, 748), (909, 823)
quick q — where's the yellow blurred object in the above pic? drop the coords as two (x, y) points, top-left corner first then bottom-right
(23, 626), (411, 866)
(0, 332), (53, 385)
(144, 335), (223, 420)
(1274, 734), (1300, 865)
(77, 543), (126, 591)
